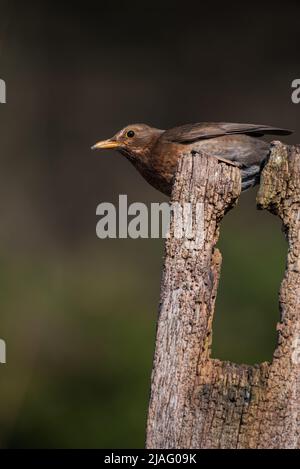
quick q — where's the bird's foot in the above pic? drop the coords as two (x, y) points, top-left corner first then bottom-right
(191, 149), (239, 167)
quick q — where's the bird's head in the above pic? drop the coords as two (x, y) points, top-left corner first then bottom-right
(91, 124), (163, 162)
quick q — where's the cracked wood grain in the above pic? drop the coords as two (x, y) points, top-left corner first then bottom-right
(146, 142), (300, 449)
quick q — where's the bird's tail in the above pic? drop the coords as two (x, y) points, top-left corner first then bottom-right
(241, 165), (262, 191)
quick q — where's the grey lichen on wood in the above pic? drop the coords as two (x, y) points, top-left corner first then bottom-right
(146, 142), (300, 449)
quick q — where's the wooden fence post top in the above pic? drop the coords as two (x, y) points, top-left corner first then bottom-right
(146, 143), (300, 449)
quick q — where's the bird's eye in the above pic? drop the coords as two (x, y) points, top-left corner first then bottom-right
(126, 130), (135, 138)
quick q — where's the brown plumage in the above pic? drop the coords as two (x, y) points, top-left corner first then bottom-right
(92, 122), (292, 195)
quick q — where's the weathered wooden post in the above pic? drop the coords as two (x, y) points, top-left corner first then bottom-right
(146, 142), (300, 449)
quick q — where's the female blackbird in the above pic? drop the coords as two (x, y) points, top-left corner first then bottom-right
(92, 122), (292, 195)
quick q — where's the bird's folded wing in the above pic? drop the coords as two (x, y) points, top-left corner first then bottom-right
(162, 122), (293, 143)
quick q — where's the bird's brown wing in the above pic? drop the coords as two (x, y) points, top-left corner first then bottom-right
(162, 122), (293, 143)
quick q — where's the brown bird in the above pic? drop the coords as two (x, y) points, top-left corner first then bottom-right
(92, 122), (292, 195)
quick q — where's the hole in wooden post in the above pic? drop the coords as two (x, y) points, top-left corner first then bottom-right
(211, 189), (287, 365)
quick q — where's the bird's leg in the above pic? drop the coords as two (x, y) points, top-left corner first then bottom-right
(191, 149), (240, 167)
(212, 155), (240, 167)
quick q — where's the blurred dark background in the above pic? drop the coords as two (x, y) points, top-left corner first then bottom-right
(0, 0), (299, 448)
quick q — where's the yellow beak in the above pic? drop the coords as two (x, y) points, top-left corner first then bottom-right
(91, 139), (120, 150)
